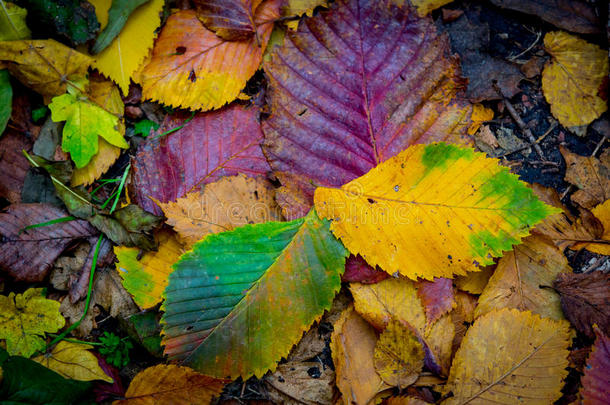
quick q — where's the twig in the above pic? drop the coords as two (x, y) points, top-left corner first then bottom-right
(497, 121), (557, 158)
(508, 30), (542, 61)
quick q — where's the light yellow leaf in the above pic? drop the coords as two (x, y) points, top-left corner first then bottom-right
(542, 31), (608, 129)
(443, 308), (571, 404)
(374, 320), (424, 388)
(33, 341), (113, 383)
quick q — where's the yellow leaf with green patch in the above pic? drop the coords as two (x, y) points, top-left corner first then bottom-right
(0, 288), (65, 357)
(0, 2), (31, 40)
(33, 341), (113, 383)
(314, 143), (557, 280)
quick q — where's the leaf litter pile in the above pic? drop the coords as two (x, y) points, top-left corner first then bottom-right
(0, 0), (608, 404)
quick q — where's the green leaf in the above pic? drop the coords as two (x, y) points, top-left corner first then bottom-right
(0, 1), (30, 40)
(48, 91), (128, 169)
(0, 347), (92, 404)
(91, 0), (150, 54)
(0, 69), (11, 136)
(31, 105), (48, 123)
(132, 118), (158, 137)
(162, 209), (348, 379)
(121, 311), (163, 357)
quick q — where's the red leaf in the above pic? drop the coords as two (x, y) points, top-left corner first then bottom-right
(131, 104), (271, 214)
(0, 130), (33, 204)
(416, 277), (455, 324)
(342, 254), (389, 284)
(92, 352), (125, 403)
(580, 327), (610, 404)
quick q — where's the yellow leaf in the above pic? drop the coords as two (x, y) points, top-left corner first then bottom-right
(158, 175), (282, 247)
(33, 341), (113, 383)
(542, 31), (608, 128)
(115, 231), (184, 309)
(115, 364), (225, 405)
(580, 199), (610, 255)
(281, 0), (328, 30)
(410, 0), (454, 16)
(467, 103), (494, 135)
(140, 3), (279, 111)
(314, 143), (557, 280)
(424, 313), (454, 376)
(0, 40), (91, 98)
(0, 2), (31, 40)
(475, 234), (570, 320)
(90, 0), (164, 94)
(443, 308), (571, 404)
(453, 266), (494, 295)
(0, 288), (64, 357)
(331, 306), (391, 405)
(374, 320), (424, 388)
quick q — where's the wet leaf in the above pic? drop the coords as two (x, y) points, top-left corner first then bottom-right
(0, 2), (31, 40)
(140, 3), (279, 111)
(159, 174), (282, 247)
(92, 0), (150, 54)
(194, 0), (260, 41)
(475, 234), (570, 320)
(131, 105), (271, 215)
(0, 203), (97, 282)
(263, 0), (473, 216)
(117, 364), (225, 405)
(542, 31), (608, 129)
(561, 146), (610, 210)
(33, 341), (113, 383)
(580, 327), (610, 404)
(554, 270), (609, 338)
(443, 308), (571, 404)
(162, 210), (347, 379)
(90, 0), (164, 94)
(0, 70), (12, 135)
(416, 277), (454, 324)
(374, 320), (424, 388)
(315, 143), (556, 280)
(0, 288), (65, 357)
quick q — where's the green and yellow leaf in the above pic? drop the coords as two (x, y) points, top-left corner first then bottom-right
(0, 2), (31, 40)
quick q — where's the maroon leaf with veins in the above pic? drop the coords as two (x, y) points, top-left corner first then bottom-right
(262, 0), (473, 218)
(342, 254), (389, 284)
(0, 203), (97, 282)
(194, 0), (260, 41)
(416, 277), (455, 324)
(131, 104), (271, 214)
(580, 327), (610, 404)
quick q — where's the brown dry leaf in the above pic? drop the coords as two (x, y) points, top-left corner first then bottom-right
(443, 308), (571, 404)
(0, 129), (33, 204)
(194, 0), (261, 41)
(33, 341), (113, 383)
(387, 396), (431, 405)
(374, 320), (424, 388)
(542, 31), (608, 129)
(450, 291), (477, 356)
(475, 234), (570, 320)
(115, 364), (226, 404)
(578, 199), (610, 255)
(453, 266), (494, 295)
(561, 146), (610, 209)
(423, 314), (455, 377)
(158, 175), (282, 247)
(265, 361), (335, 405)
(331, 306), (390, 405)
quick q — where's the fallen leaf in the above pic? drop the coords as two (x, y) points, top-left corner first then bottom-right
(265, 361), (335, 405)
(374, 320), (424, 388)
(443, 308), (571, 404)
(0, 2), (31, 40)
(263, 0), (473, 216)
(131, 105), (271, 215)
(162, 210), (347, 379)
(580, 327), (610, 404)
(561, 146), (610, 209)
(342, 254), (390, 284)
(450, 290), (477, 355)
(467, 104), (494, 135)
(0, 129), (33, 203)
(423, 313), (455, 376)
(331, 306), (391, 405)
(159, 174), (282, 247)
(33, 341), (113, 383)
(194, 0), (260, 41)
(91, 0), (150, 54)
(281, 0), (328, 30)
(121, 311), (163, 357)
(314, 143), (556, 280)
(542, 31), (608, 129)
(416, 277), (455, 324)
(0, 70), (10, 134)
(475, 234), (570, 320)
(387, 396), (431, 405)
(410, 0), (454, 16)
(0, 203), (97, 282)
(0, 288), (65, 357)
(90, 0), (164, 94)
(553, 270), (609, 338)
(116, 364), (226, 405)
(92, 352), (125, 403)
(114, 230), (184, 309)
(140, 3), (279, 111)
(579, 199), (610, 255)
(453, 266), (494, 294)
(0, 40), (91, 98)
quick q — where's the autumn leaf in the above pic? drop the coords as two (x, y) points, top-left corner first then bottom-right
(0, 288), (65, 357)
(467, 103), (494, 135)
(90, 0), (164, 94)
(263, 0), (473, 217)
(416, 277), (454, 324)
(0, 128), (32, 204)
(194, 0), (261, 41)
(410, 0), (455, 16)
(114, 230), (184, 309)
(315, 143), (556, 280)
(159, 174), (282, 247)
(579, 199), (610, 255)
(580, 327), (610, 404)
(387, 396), (431, 405)
(561, 146), (609, 210)
(542, 31), (608, 129)
(280, 0), (328, 30)
(131, 105), (271, 215)
(91, 0), (151, 54)
(33, 341), (113, 383)
(453, 266), (494, 294)
(342, 254), (389, 284)
(116, 364), (226, 404)
(265, 361), (335, 404)
(475, 234), (570, 320)
(443, 308), (571, 404)
(0, 2), (31, 40)
(162, 210), (347, 378)
(140, 2), (279, 111)
(374, 320), (424, 388)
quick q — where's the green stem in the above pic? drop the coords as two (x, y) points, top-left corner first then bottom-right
(47, 334), (103, 346)
(153, 111), (195, 140)
(19, 216), (76, 234)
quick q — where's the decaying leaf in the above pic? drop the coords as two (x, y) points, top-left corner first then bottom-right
(580, 327), (610, 404)
(475, 234), (570, 320)
(0, 2), (31, 40)
(443, 308), (571, 404)
(374, 320), (424, 388)
(542, 31), (608, 129)
(117, 364), (226, 404)
(131, 105), (271, 215)
(194, 0), (260, 41)
(553, 270), (609, 338)
(416, 277), (455, 324)
(0, 288), (65, 357)
(331, 306), (391, 405)
(140, 3), (279, 111)
(0, 129), (33, 204)
(265, 361), (335, 405)
(315, 143), (556, 280)
(580, 199), (610, 255)
(561, 146), (610, 210)
(33, 341), (113, 383)
(158, 174), (281, 247)
(162, 210), (347, 379)
(467, 104), (494, 135)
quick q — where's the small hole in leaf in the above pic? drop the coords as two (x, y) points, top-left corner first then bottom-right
(175, 46), (186, 55)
